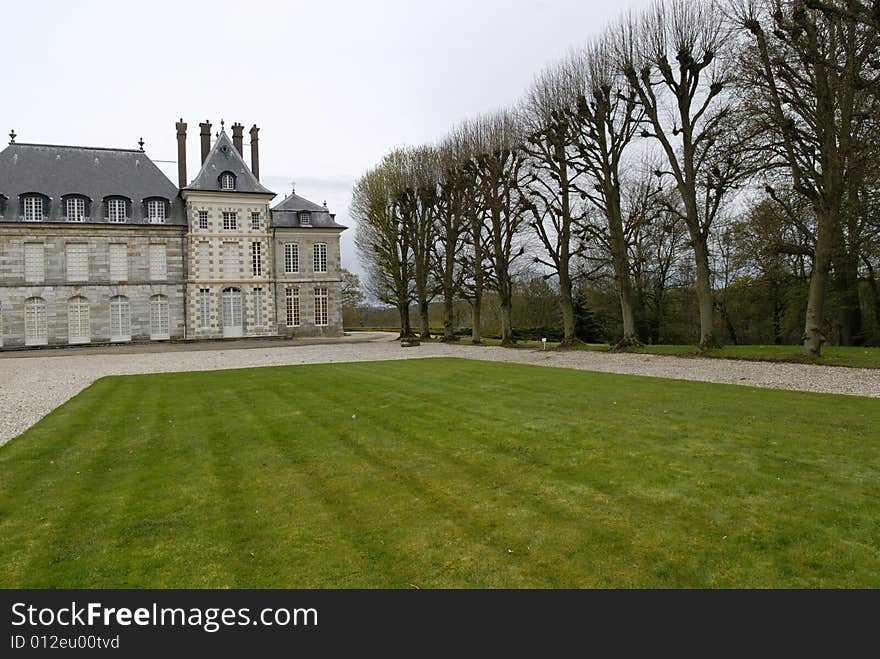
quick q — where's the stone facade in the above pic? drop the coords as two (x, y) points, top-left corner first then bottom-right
(183, 192), (276, 339)
(0, 225), (185, 348)
(273, 229), (343, 336)
(0, 127), (346, 350)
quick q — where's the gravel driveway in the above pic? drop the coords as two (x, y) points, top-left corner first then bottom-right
(1, 332), (878, 446)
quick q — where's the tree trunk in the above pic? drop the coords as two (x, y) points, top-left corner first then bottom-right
(803, 209), (835, 357)
(693, 238), (716, 350)
(500, 296), (514, 346)
(399, 302), (412, 338)
(419, 299), (430, 339)
(442, 287), (455, 341)
(559, 268), (575, 345)
(606, 194), (639, 347)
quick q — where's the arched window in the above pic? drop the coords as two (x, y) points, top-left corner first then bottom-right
(144, 197), (168, 224)
(62, 194), (91, 222)
(20, 193), (49, 221)
(68, 296), (90, 344)
(149, 294), (169, 340)
(104, 196), (131, 223)
(24, 297), (48, 346)
(109, 296), (131, 342)
(219, 172), (236, 191)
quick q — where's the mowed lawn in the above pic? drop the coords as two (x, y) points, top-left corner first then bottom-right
(0, 358), (878, 588)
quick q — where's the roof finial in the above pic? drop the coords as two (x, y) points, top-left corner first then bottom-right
(323, 200), (327, 208)
(138, 137), (144, 152)
(291, 180), (296, 194)
(220, 119), (225, 132)
(9, 129), (16, 144)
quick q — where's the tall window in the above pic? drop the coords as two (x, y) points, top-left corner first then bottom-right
(220, 172), (236, 190)
(107, 198), (127, 223)
(223, 242), (239, 279)
(109, 296), (131, 342)
(67, 296), (90, 344)
(23, 196), (43, 221)
(199, 288), (211, 329)
(299, 211), (311, 226)
(150, 295), (170, 340)
(284, 243), (299, 274)
(314, 287), (328, 326)
(222, 212), (237, 230)
(313, 243), (327, 273)
(149, 244), (167, 281)
(109, 243), (128, 281)
(252, 288), (263, 326)
(65, 197), (86, 222)
(251, 242), (262, 276)
(251, 212), (261, 230)
(198, 210), (209, 230)
(285, 287), (300, 327)
(147, 200), (166, 224)
(24, 297), (48, 346)
(66, 243), (89, 281)
(24, 243), (45, 283)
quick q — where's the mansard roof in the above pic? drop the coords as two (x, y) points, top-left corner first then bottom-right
(183, 130), (274, 195)
(0, 142), (184, 224)
(271, 190), (347, 229)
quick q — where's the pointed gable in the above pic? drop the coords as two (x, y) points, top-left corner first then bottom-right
(184, 131), (274, 195)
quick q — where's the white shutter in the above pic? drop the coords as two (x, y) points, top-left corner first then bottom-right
(109, 244), (128, 281)
(149, 244), (167, 281)
(223, 242), (239, 279)
(24, 298), (48, 345)
(150, 295), (169, 339)
(110, 296), (131, 342)
(24, 243), (45, 283)
(66, 244), (89, 281)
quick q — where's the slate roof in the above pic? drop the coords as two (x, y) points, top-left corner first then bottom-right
(184, 130), (274, 195)
(271, 190), (347, 229)
(0, 142), (184, 224)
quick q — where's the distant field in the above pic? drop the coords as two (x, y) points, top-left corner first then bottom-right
(1, 358), (877, 588)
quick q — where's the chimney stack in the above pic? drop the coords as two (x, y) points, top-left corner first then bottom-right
(232, 122), (244, 156)
(199, 120), (212, 163)
(175, 118), (188, 188)
(249, 124), (260, 180)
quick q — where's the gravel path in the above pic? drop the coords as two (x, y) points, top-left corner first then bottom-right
(1, 332), (878, 446)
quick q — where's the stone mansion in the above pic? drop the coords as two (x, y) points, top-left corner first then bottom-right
(0, 120), (345, 349)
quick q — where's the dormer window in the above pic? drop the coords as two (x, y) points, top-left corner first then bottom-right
(21, 194), (48, 221)
(299, 211), (311, 226)
(63, 195), (90, 222)
(105, 197), (130, 223)
(220, 172), (236, 191)
(145, 198), (168, 224)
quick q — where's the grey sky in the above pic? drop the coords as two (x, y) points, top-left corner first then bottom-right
(2, 0), (649, 277)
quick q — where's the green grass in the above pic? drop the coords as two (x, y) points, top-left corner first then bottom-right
(575, 344), (880, 369)
(1, 358), (878, 588)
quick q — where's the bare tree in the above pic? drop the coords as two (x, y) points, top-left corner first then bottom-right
(616, 0), (741, 350)
(433, 132), (473, 341)
(351, 151), (415, 337)
(732, 0), (880, 354)
(520, 57), (586, 345)
(471, 110), (529, 345)
(394, 146), (440, 339)
(568, 38), (645, 346)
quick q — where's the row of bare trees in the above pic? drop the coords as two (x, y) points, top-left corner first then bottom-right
(353, 0), (880, 356)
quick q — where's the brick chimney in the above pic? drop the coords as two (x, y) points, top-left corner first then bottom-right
(199, 120), (212, 164)
(175, 118), (187, 188)
(249, 124), (260, 180)
(232, 122), (244, 156)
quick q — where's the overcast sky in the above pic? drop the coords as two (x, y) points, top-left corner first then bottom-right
(1, 0), (650, 276)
